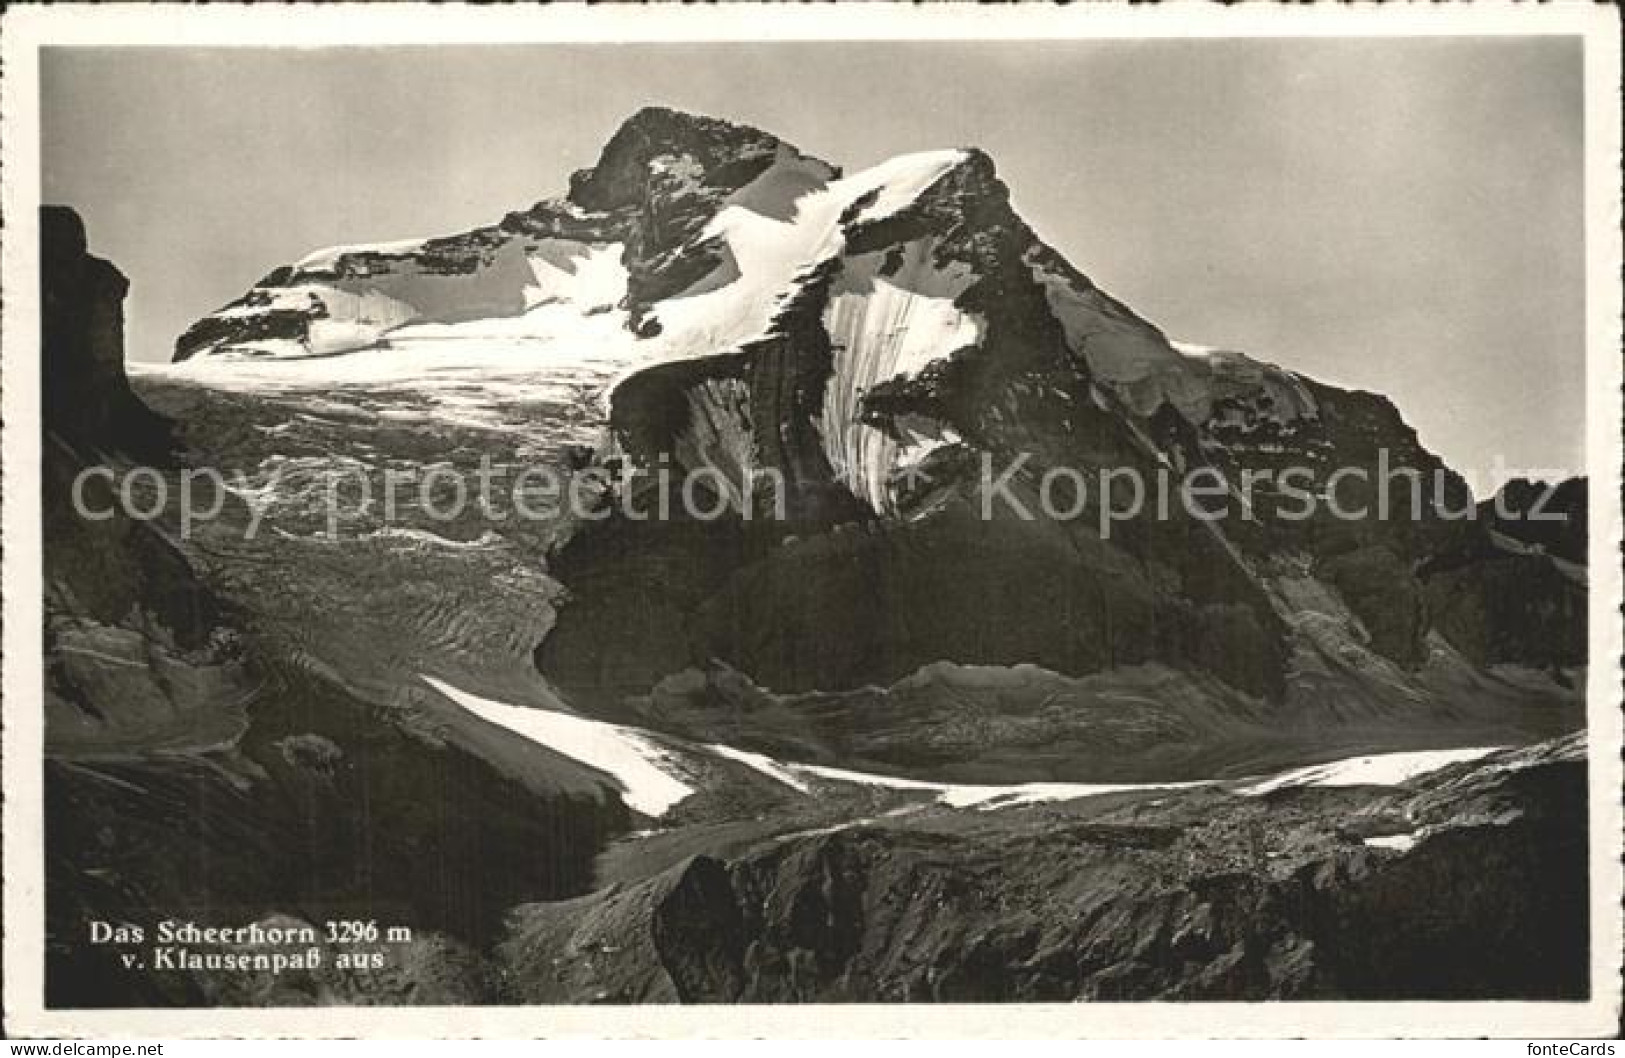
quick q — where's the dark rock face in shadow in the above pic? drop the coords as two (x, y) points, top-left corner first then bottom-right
(44, 668), (622, 1007)
(1420, 478), (1588, 672)
(40, 205), (175, 462)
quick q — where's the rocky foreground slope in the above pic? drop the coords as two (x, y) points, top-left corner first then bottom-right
(497, 736), (1588, 1003)
(41, 108), (1590, 1005)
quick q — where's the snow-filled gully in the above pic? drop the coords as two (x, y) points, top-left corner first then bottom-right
(421, 674), (1503, 821)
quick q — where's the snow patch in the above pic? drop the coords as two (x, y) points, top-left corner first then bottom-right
(175, 148), (972, 453)
(364, 528), (504, 551)
(1238, 746), (1503, 796)
(708, 744), (812, 793)
(1030, 257), (1201, 419)
(892, 421), (963, 474)
(937, 780), (1205, 810)
(420, 675), (693, 817)
(522, 240), (627, 313)
(769, 760), (1201, 811)
(197, 237), (628, 365)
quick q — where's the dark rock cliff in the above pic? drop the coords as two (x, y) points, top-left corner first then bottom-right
(1419, 478), (1588, 672)
(41, 205), (175, 461)
(539, 148), (1291, 721)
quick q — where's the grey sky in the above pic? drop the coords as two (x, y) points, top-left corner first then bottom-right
(41, 39), (1585, 475)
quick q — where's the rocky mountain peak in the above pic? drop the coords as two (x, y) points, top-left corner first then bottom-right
(158, 107), (1590, 706)
(566, 106), (828, 213)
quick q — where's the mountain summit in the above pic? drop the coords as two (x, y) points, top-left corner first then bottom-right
(167, 108), (1584, 780)
(50, 109), (1591, 1005)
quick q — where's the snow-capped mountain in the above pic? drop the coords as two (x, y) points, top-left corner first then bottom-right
(176, 109), (1325, 524)
(166, 107), (1583, 780)
(41, 109), (1587, 1005)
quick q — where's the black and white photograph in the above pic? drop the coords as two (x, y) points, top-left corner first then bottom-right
(2, 3), (1620, 1041)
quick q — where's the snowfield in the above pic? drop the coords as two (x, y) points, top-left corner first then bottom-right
(419, 674), (1506, 820)
(642, 148), (968, 358)
(421, 675), (693, 817)
(1236, 746), (1503, 796)
(160, 140), (1357, 533)
(163, 147), (979, 500)
(706, 743), (813, 794)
